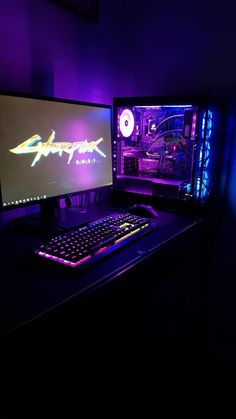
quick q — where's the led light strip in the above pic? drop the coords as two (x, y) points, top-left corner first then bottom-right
(38, 251), (91, 267)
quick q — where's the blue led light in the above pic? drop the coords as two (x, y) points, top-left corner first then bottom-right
(197, 109), (213, 200)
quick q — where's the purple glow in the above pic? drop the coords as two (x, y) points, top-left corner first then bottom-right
(136, 105), (193, 108)
(191, 111), (197, 139)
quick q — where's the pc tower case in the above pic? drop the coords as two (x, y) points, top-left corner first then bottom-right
(113, 95), (222, 207)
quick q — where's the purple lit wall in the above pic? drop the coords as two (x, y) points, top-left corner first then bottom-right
(0, 0), (139, 103)
(1, 0), (236, 103)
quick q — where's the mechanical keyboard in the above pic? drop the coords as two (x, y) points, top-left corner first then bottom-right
(34, 212), (154, 268)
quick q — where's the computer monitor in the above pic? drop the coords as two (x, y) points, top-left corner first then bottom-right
(0, 92), (113, 225)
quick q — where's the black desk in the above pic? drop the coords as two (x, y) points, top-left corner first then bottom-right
(0, 205), (205, 338)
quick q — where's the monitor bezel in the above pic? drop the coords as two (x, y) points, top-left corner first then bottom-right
(0, 90), (114, 212)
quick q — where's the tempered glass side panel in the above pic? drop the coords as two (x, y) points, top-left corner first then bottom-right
(114, 104), (198, 199)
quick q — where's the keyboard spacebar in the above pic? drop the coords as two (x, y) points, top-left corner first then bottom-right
(90, 236), (116, 253)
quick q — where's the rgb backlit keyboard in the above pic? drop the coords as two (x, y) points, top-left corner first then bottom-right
(35, 212), (154, 268)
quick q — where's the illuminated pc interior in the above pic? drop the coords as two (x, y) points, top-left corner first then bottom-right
(0, 93), (113, 226)
(113, 97), (216, 204)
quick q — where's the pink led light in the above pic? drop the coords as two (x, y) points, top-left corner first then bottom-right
(37, 251), (91, 268)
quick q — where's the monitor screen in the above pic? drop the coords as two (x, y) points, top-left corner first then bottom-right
(0, 93), (113, 209)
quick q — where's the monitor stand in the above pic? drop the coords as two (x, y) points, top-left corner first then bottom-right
(8, 200), (65, 235)
(8, 198), (116, 234)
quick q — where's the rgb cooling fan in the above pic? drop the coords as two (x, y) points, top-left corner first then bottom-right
(119, 109), (135, 137)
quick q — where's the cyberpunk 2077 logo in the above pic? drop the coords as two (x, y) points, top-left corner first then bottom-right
(9, 130), (106, 166)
